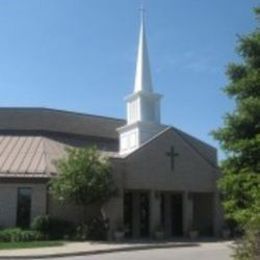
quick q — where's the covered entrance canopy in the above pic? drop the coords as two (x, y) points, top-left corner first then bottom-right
(123, 189), (215, 239)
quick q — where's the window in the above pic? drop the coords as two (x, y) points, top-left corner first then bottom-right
(16, 188), (32, 228)
(129, 132), (137, 148)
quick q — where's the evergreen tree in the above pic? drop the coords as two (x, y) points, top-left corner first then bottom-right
(213, 8), (260, 226)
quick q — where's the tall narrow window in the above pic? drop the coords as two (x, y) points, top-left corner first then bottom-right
(16, 188), (32, 228)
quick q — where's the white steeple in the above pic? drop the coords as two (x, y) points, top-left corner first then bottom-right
(134, 10), (153, 93)
(118, 9), (163, 155)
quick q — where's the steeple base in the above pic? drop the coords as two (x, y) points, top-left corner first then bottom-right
(118, 121), (165, 155)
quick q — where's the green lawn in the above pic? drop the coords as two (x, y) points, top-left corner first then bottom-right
(0, 241), (64, 250)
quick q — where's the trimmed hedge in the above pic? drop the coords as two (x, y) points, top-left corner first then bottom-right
(0, 215), (109, 242)
(0, 228), (43, 242)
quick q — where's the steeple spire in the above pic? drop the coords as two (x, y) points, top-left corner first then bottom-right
(134, 7), (153, 93)
(117, 8), (163, 155)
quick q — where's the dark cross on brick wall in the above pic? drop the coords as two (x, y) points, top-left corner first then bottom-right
(166, 146), (179, 171)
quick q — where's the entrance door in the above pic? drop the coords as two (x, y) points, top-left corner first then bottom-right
(123, 191), (150, 238)
(171, 194), (183, 236)
(139, 192), (150, 237)
(123, 191), (133, 238)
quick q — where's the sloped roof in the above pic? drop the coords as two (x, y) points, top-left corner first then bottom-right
(0, 107), (218, 177)
(0, 136), (65, 177)
(172, 127), (217, 167)
(0, 135), (118, 178)
(0, 107), (124, 139)
(123, 127), (217, 168)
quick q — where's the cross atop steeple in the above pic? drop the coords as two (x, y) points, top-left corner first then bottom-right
(139, 4), (145, 20)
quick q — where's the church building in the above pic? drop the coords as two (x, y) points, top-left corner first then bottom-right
(0, 13), (222, 238)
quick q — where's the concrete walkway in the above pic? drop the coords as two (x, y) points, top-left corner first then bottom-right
(0, 240), (234, 259)
(48, 241), (233, 260)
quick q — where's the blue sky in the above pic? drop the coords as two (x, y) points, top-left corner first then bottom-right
(0, 0), (258, 159)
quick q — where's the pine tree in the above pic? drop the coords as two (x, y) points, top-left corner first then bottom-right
(212, 7), (260, 259)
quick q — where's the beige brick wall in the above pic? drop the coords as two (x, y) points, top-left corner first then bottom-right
(123, 129), (219, 192)
(0, 182), (47, 228)
(109, 128), (223, 236)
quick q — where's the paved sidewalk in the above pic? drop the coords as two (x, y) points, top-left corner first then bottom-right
(0, 240), (233, 259)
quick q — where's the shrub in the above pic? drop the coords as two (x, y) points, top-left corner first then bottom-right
(75, 217), (108, 241)
(31, 215), (74, 240)
(0, 228), (43, 242)
(31, 215), (50, 234)
(18, 230), (43, 242)
(234, 215), (260, 260)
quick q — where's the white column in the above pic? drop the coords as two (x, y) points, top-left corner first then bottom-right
(183, 191), (193, 236)
(149, 190), (161, 237)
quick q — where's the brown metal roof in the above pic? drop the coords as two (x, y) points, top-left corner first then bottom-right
(0, 135), (120, 178)
(0, 136), (66, 177)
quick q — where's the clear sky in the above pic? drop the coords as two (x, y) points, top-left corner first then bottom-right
(0, 0), (258, 159)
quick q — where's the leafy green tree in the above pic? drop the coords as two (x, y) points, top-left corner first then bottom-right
(213, 7), (260, 226)
(50, 147), (117, 218)
(212, 7), (260, 260)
